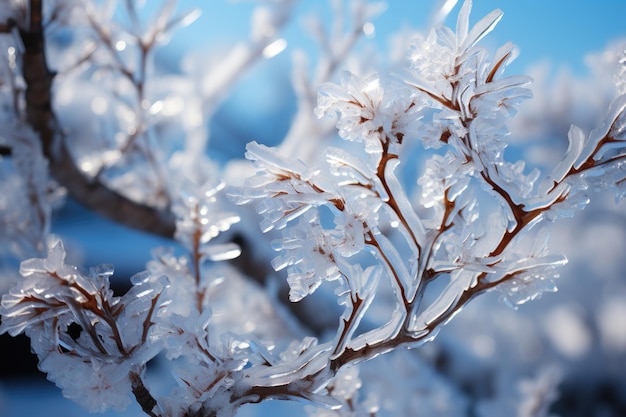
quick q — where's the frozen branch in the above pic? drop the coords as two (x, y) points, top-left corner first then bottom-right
(13, 0), (176, 237)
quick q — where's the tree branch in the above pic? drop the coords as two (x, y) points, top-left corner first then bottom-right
(18, 0), (175, 237)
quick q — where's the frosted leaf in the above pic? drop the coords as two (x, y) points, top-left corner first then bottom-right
(116, 273), (170, 356)
(347, 305), (406, 354)
(380, 83), (426, 143)
(489, 160), (540, 202)
(471, 75), (533, 120)
(173, 179), (240, 251)
(275, 215), (343, 302)
(543, 178), (589, 221)
(381, 158), (426, 245)
(408, 269), (477, 334)
(316, 71), (387, 152)
(245, 141), (309, 178)
(201, 243), (242, 262)
(494, 231), (567, 308)
(331, 213), (366, 257)
(576, 95), (626, 170)
(418, 151), (472, 225)
(459, 6), (502, 52)
(145, 247), (197, 316)
(234, 142), (341, 233)
(154, 310), (212, 360)
(455, 0), (472, 47)
(167, 355), (245, 415)
(406, 30), (456, 98)
(171, 173), (241, 275)
(366, 226), (413, 302)
(488, 41), (520, 80)
(260, 200), (313, 232)
(287, 266), (338, 302)
(279, 336), (319, 362)
(333, 265), (381, 356)
(1, 240), (83, 336)
(39, 353), (133, 413)
(326, 146), (377, 188)
(432, 223), (498, 275)
(245, 341), (334, 393)
(555, 125), (587, 184)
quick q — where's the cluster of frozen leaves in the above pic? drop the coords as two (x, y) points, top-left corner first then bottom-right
(235, 0), (626, 406)
(0, 174), (252, 415)
(0, 239), (168, 412)
(236, 0), (578, 355)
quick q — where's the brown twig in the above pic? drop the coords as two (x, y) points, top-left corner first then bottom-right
(130, 371), (161, 417)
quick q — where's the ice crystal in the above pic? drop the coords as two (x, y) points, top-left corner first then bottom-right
(39, 352), (134, 413)
(272, 211), (343, 301)
(172, 176), (241, 262)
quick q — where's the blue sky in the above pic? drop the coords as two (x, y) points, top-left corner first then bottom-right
(438, 1), (626, 74)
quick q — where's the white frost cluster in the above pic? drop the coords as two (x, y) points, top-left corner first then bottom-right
(0, 240), (169, 412)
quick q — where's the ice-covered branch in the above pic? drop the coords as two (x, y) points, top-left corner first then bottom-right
(232, 1), (626, 412)
(0, 240), (169, 413)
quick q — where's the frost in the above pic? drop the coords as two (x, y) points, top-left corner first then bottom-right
(39, 353), (134, 413)
(492, 230), (568, 308)
(172, 174), (241, 260)
(0, 240), (169, 413)
(272, 211), (343, 302)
